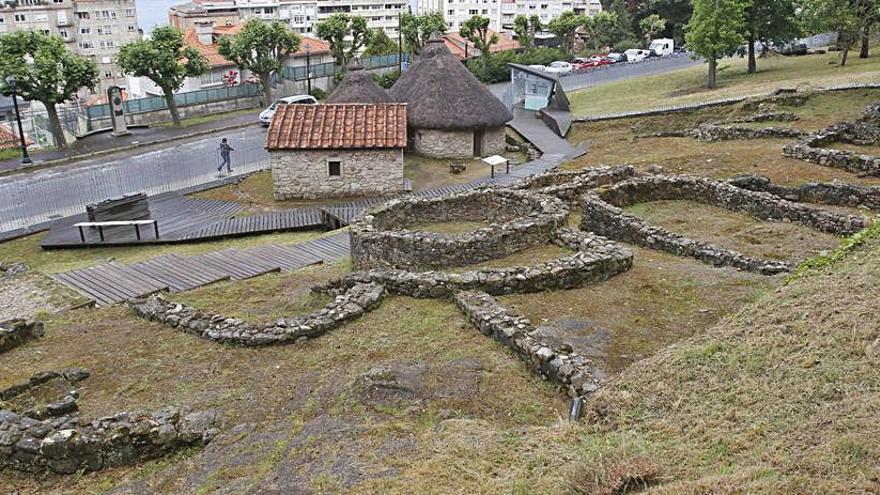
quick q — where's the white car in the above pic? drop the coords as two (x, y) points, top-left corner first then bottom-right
(624, 49), (651, 63)
(259, 94), (318, 126)
(544, 61), (573, 75)
(527, 64), (547, 72)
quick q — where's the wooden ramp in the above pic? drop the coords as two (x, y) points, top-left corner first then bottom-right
(53, 232), (350, 306)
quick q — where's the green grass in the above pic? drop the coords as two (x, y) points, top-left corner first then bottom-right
(570, 50), (880, 115)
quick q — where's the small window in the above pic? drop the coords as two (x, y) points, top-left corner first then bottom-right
(328, 160), (341, 177)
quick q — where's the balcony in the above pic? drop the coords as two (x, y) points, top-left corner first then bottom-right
(57, 18), (71, 27)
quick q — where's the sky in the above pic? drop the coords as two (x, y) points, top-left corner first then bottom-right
(135, 0), (180, 32)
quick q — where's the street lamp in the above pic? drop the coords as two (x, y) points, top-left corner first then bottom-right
(4, 76), (31, 165)
(304, 43), (312, 95)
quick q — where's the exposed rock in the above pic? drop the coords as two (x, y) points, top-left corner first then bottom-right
(0, 262), (28, 278)
(0, 319), (44, 354)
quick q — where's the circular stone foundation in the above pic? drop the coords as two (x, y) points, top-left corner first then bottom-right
(350, 188), (569, 270)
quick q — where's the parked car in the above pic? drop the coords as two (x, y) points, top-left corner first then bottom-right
(527, 64), (547, 73)
(259, 94), (318, 126)
(624, 49), (651, 63)
(606, 52), (627, 63)
(544, 61), (573, 75)
(777, 42), (808, 56)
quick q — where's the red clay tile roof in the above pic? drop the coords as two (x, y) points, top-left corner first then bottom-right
(266, 103), (407, 150)
(443, 30), (521, 60)
(0, 123), (33, 150)
(184, 27), (330, 68)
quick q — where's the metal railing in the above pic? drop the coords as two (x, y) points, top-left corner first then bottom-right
(86, 84), (262, 119)
(279, 53), (406, 81)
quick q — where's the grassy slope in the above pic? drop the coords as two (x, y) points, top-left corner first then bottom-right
(570, 50), (880, 115)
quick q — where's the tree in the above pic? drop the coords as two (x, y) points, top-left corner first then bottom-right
(645, 0), (693, 45)
(400, 11), (447, 55)
(741, 0), (798, 74)
(584, 11), (622, 52)
(118, 26), (208, 126)
(513, 14), (543, 49)
(548, 11), (586, 56)
(218, 19), (300, 106)
(316, 13), (370, 67)
(459, 15), (499, 59)
(685, 0), (746, 89)
(608, 0), (638, 42)
(639, 13), (666, 47)
(0, 31), (98, 147)
(802, 0), (877, 67)
(363, 28), (398, 57)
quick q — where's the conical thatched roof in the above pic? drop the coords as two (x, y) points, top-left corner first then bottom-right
(325, 64), (393, 104)
(390, 33), (513, 130)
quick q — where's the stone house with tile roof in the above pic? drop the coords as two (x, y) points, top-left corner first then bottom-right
(266, 103), (407, 199)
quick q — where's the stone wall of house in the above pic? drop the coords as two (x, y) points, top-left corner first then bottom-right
(689, 123), (805, 142)
(728, 174), (880, 212)
(453, 292), (602, 398)
(130, 283), (385, 346)
(512, 165), (639, 202)
(0, 407), (218, 474)
(319, 228), (633, 298)
(580, 174), (871, 275)
(271, 149), (405, 200)
(0, 320), (43, 354)
(783, 103), (880, 176)
(413, 128), (474, 158)
(350, 189), (569, 270)
(478, 126), (508, 157)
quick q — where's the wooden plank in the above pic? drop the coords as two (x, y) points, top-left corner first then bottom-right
(52, 272), (113, 306)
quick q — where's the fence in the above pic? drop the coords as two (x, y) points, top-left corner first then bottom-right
(280, 53), (407, 81)
(85, 84), (262, 120)
(0, 125), (270, 235)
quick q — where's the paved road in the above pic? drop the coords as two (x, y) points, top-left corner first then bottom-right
(0, 55), (699, 236)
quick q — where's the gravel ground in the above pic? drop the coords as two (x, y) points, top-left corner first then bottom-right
(0, 275), (62, 321)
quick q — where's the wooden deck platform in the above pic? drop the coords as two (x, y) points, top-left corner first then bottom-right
(52, 232), (349, 306)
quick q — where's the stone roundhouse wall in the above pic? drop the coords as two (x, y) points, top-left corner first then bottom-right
(0, 320), (43, 354)
(512, 165), (639, 202)
(271, 148), (405, 200)
(412, 126), (507, 158)
(350, 189), (569, 270)
(728, 174), (880, 212)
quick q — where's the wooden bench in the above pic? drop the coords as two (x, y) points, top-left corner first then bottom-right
(74, 220), (159, 242)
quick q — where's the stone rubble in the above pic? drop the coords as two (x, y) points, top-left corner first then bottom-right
(581, 174), (870, 275)
(0, 319), (44, 354)
(638, 124), (804, 142)
(454, 291), (602, 398)
(783, 103), (880, 176)
(511, 165), (639, 202)
(130, 282), (386, 346)
(350, 188), (569, 270)
(728, 174), (880, 212)
(0, 368), (89, 420)
(319, 228), (632, 298)
(0, 262), (28, 279)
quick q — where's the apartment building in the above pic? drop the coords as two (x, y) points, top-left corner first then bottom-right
(421, 0), (601, 33)
(0, 0), (139, 94)
(169, 0), (239, 30)
(169, 0), (406, 38)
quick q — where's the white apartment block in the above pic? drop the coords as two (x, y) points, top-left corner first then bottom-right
(0, 0), (139, 94)
(420, 0), (601, 33)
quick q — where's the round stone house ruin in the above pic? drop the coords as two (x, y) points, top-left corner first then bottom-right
(390, 33), (513, 159)
(349, 188), (568, 270)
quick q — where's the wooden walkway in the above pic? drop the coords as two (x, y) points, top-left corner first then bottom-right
(51, 144), (585, 306)
(52, 232), (350, 306)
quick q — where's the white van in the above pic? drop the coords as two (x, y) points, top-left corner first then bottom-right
(649, 38), (675, 57)
(624, 49), (651, 63)
(259, 94), (318, 126)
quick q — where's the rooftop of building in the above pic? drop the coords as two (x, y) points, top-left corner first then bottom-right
(266, 103), (407, 151)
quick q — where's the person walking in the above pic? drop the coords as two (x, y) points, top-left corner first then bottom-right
(217, 138), (235, 174)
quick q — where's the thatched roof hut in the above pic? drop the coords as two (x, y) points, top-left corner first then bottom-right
(390, 33), (512, 131)
(390, 33), (512, 158)
(326, 65), (392, 104)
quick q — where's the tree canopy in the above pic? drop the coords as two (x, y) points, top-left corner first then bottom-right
(363, 28), (398, 57)
(583, 11), (623, 52)
(459, 15), (499, 59)
(548, 11), (586, 55)
(639, 13), (666, 47)
(742, 0), (799, 73)
(218, 18), (301, 105)
(118, 26), (209, 125)
(513, 14), (543, 49)
(802, 0), (879, 66)
(400, 11), (447, 55)
(0, 30), (98, 146)
(315, 13), (370, 66)
(685, 0), (745, 89)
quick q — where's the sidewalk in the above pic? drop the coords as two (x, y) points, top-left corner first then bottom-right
(0, 110), (259, 173)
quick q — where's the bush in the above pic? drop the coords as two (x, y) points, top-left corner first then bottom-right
(309, 87), (327, 100)
(465, 48), (569, 84)
(373, 69), (401, 89)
